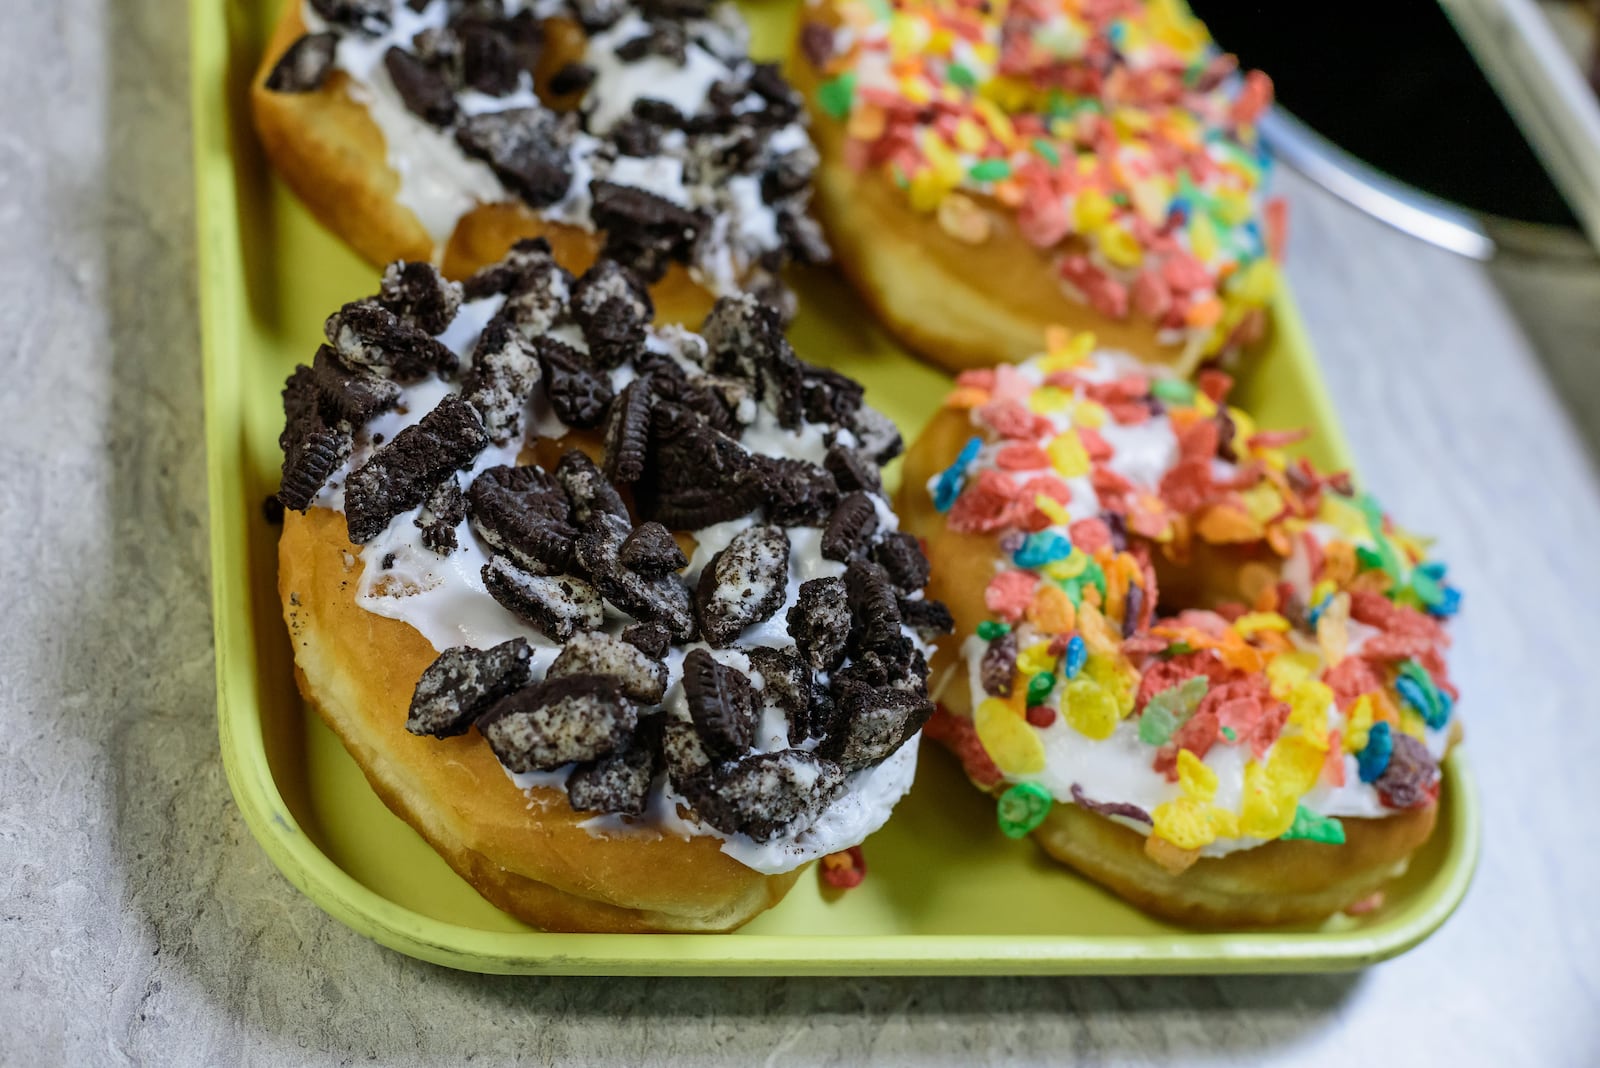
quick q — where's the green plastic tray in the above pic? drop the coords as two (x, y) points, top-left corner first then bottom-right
(193, 0), (1479, 975)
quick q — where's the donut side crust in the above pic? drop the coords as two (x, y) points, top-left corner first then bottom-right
(899, 406), (1444, 927)
(278, 506), (801, 933)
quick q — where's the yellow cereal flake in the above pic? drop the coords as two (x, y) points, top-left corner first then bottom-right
(1062, 678), (1120, 740)
(975, 696), (1046, 775)
(1047, 431), (1091, 478)
(1232, 611), (1290, 637)
(1343, 694), (1376, 753)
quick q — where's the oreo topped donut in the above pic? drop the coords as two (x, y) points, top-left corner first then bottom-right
(255, 0), (827, 321)
(275, 242), (945, 932)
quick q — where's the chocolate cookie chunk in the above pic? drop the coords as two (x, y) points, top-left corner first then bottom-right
(455, 108), (575, 207)
(821, 491), (878, 563)
(265, 33), (338, 93)
(618, 521), (686, 576)
(621, 621), (671, 659)
(871, 531), (930, 593)
(278, 367), (352, 512)
(757, 457), (838, 526)
(799, 365), (864, 426)
(744, 646), (812, 745)
(310, 344), (401, 425)
(309, 0), (388, 35)
(554, 449), (629, 525)
(601, 375), (653, 483)
(378, 261), (462, 336)
(571, 260), (652, 370)
(385, 47), (457, 126)
(463, 313), (541, 444)
(662, 717), (713, 787)
(819, 680), (932, 772)
(824, 443), (881, 495)
(406, 637), (533, 737)
(546, 630), (668, 705)
(576, 526), (698, 640)
(680, 649), (757, 759)
(898, 596), (954, 642)
(698, 295), (803, 428)
(478, 674), (637, 773)
(588, 180), (707, 283)
(566, 716), (664, 816)
(481, 557), (603, 641)
(695, 524), (790, 647)
(785, 577), (849, 673)
(414, 475), (466, 554)
(457, 20), (521, 97)
(467, 464), (577, 574)
(324, 298), (458, 381)
(344, 396), (488, 542)
(679, 750), (846, 842)
(536, 337), (615, 429)
(848, 405), (903, 463)
(642, 415), (762, 528)
(843, 559), (903, 656)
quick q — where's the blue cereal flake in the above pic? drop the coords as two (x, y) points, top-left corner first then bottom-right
(1414, 560), (1463, 618)
(1062, 634), (1088, 680)
(1357, 721), (1393, 783)
(1015, 531), (1073, 569)
(933, 436), (983, 513)
(1306, 594), (1333, 629)
(1397, 660), (1452, 729)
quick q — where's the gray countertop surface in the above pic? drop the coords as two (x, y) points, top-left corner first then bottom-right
(4, 1), (1599, 1065)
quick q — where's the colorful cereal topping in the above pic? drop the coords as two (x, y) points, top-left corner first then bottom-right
(806, 0), (1286, 357)
(932, 345), (1459, 855)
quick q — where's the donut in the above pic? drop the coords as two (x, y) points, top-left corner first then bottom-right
(274, 243), (948, 932)
(253, 0), (829, 322)
(899, 345), (1463, 926)
(790, 0), (1286, 374)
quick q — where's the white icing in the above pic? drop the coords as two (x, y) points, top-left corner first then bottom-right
(581, 14), (729, 134)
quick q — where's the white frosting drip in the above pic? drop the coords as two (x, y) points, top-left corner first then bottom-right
(314, 291), (922, 872)
(581, 14), (730, 134)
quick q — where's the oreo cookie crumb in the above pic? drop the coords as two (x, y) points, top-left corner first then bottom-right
(699, 295), (803, 428)
(481, 557), (603, 641)
(549, 61), (596, 96)
(871, 531), (930, 593)
(536, 337), (615, 429)
(589, 180), (707, 283)
(467, 464), (577, 574)
(619, 521), (686, 576)
(785, 577), (849, 672)
(547, 630), (668, 705)
(478, 674), (636, 773)
(344, 395), (488, 543)
(757, 457), (838, 526)
(621, 621), (671, 659)
(800, 365), (863, 425)
(311, 343), (401, 425)
(406, 637), (533, 737)
(844, 559), (903, 655)
(457, 20), (520, 96)
(578, 530), (698, 640)
(324, 298), (457, 381)
(378, 261), (462, 336)
(679, 750), (846, 842)
(555, 449), (630, 525)
(745, 646), (812, 745)
(695, 525), (790, 647)
(819, 680), (931, 772)
(572, 260), (652, 370)
(821, 491), (878, 562)
(848, 405), (903, 463)
(898, 596), (954, 641)
(265, 33), (338, 93)
(824, 443), (881, 494)
(567, 717), (663, 816)
(384, 47), (457, 126)
(455, 108), (575, 207)
(602, 376), (653, 483)
(309, 0), (389, 35)
(680, 649), (757, 759)
(415, 475), (466, 553)
(662, 718), (712, 786)
(463, 312), (541, 444)
(277, 367), (352, 512)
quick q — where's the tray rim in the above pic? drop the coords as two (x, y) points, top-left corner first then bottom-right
(193, 0), (1481, 976)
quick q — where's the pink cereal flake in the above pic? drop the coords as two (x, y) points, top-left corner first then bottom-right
(985, 569), (1039, 622)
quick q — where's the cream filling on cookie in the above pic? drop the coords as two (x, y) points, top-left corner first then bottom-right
(942, 352), (1451, 857)
(302, 0), (803, 292)
(314, 292), (922, 873)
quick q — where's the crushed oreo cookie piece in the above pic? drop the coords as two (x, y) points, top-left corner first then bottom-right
(680, 649), (757, 759)
(618, 521), (686, 576)
(384, 46), (457, 126)
(756, 457), (838, 526)
(608, 115), (663, 158)
(821, 491), (879, 562)
(820, 680), (931, 772)
(478, 674), (636, 773)
(277, 367), (352, 512)
(572, 261), (652, 369)
(871, 531), (930, 593)
(824, 443), (881, 495)
(548, 61), (596, 97)
(678, 750), (846, 842)
(310, 343), (401, 425)
(577, 526), (698, 640)
(662, 717), (712, 786)
(535, 337), (614, 429)
(462, 312), (540, 444)
(898, 596), (954, 642)
(744, 646), (811, 744)
(843, 559), (903, 656)
(265, 32), (338, 93)
(979, 630), (1018, 698)
(343, 394), (487, 542)
(406, 638), (533, 737)
(847, 405), (903, 464)
(698, 295), (803, 428)
(695, 525), (790, 647)
(602, 376), (653, 483)
(309, 0), (389, 35)
(461, 236), (568, 305)
(378, 261), (462, 336)
(547, 630), (668, 705)
(588, 180), (707, 283)
(455, 108), (575, 207)
(799, 365), (864, 426)
(642, 416), (762, 528)
(467, 464), (577, 574)
(566, 716), (664, 816)
(621, 620), (671, 660)
(785, 577), (850, 673)
(414, 475), (466, 553)
(457, 19), (521, 96)
(324, 298), (457, 381)
(555, 449), (630, 525)
(482, 562), (599, 647)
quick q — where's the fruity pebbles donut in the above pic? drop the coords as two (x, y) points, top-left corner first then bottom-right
(899, 343), (1463, 926)
(255, 0), (828, 322)
(792, 0), (1285, 374)
(274, 243), (947, 932)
